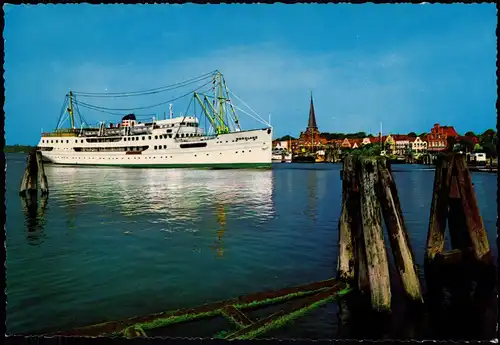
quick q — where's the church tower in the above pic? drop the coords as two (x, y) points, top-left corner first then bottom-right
(306, 92), (320, 136)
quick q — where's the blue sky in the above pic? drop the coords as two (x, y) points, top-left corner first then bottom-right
(4, 3), (497, 144)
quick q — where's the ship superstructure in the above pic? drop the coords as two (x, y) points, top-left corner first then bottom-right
(37, 71), (272, 168)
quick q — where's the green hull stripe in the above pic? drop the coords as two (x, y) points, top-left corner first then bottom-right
(46, 162), (272, 169)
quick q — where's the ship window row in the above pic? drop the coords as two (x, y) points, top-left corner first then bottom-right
(49, 149), (254, 160)
(154, 145), (167, 150)
(235, 136), (258, 142)
(215, 136), (258, 144)
(86, 138), (123, 143)
(74, 146), (149, 152)
(41, 133), (206, 144)
(37, 147), (54, 151)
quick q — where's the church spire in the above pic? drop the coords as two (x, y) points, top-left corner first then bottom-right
(307, 92), (318, 129)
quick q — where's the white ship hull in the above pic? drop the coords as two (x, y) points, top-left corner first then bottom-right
(38, 128), (273, 169)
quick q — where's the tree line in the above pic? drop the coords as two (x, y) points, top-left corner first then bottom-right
(275, 129), (498, 157)
(4, 145), (36, 153)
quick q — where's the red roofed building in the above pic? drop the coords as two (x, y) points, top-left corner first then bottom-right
(391, 134), (413, 155)
(427, 123), (459, 152)
(350, 139), (363, 149)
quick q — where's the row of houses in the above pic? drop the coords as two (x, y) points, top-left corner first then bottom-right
(274, 123), (480, 155)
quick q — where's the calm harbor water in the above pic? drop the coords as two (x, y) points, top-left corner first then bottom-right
(5, 153), (497, 338)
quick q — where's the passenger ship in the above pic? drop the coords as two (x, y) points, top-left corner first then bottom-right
(37, 71), (273, 169)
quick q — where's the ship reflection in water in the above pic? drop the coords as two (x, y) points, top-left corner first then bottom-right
(211, 204), (226, 257)
(43, 165), (275, 251)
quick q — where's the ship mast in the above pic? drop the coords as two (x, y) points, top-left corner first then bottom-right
(380, 122), (383, 151)
(68, 91), (75, 129)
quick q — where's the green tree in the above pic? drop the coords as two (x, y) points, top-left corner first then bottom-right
(480, 129), (495, 144)
(482, 142), (497, 158)
(446, 136), (457, 152)
(407, 132), (417, 137)
(464, 131), (476, 137)
(458, 136), (475, 153)
(478, 129), (497, 157)
(419, 132), (428, 137)
(275, 135), (296, 141)
(4, 145), (36, 153)
(350, 143), (381, 157)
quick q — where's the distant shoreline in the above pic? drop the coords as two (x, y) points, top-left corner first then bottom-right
(4, 145), (36, 153)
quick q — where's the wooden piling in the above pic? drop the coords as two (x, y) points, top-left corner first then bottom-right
(337, 155), (357, 282)
(35, 151), (49, 196)
(377, 159), (423, 304)
(358, 157), (391, 312)
(447, 174), (472, 251)
(453, 155), (492, 264)
(425, 154), (454, 262)
(19, 150), (38, 197)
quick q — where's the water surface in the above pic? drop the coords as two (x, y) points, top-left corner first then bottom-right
(5, 154), (497, 338)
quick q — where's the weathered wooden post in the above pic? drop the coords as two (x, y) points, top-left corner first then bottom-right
(19, 150), (38, 197)
(20, 149), (49, 198)
(337, 155), (357, 282)
(453, 155), (492, 264)
(377, 159), (423, 304)
(338, 156), (370, 294)
(424, 153), (496, 340)
(425, 154), (454, 263)
(36, 151), (49, 196)
(358, 157), (391, 312)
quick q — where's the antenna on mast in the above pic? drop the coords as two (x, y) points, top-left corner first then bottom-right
(169, 104), (173, 119)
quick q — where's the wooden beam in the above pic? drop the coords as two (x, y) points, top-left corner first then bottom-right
(425, 154), (454, 261)
(337, 156), (357, 282)
(359, 157), (391, 312)
(221, 305), (253, 328)
(453, 155), (492, 264)
(19, 150), (38, 197)
(35, 151), (49, 196)
(52, 279), (346, 337)
(377, 159), (423, 304)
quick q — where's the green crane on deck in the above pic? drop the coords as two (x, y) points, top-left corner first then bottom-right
(193, 71), (241, 135)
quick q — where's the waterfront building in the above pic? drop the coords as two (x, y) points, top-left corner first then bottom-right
(411, 136), (428, 153)
(340, 138), (352, 149)
(273, 140), (291, 151)
(350, 139), (363, 149)
(426, 123), (459, 152)
(361, 137), (373, 145)
(391, 135), (412, 155)
(384, 134), (396, 154)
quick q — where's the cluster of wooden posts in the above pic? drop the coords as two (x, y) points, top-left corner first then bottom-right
(337, 153), (494, 313)
(19, 150), (49, 197)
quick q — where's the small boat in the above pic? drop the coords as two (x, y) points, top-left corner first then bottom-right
(387, 156), (407, 164)
(292, 154), (315, 163)
(272, 147), (292, 163)
(315, 150), (326, 163)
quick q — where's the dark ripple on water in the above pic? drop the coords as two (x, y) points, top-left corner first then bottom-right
(5, 155), (497, 337)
